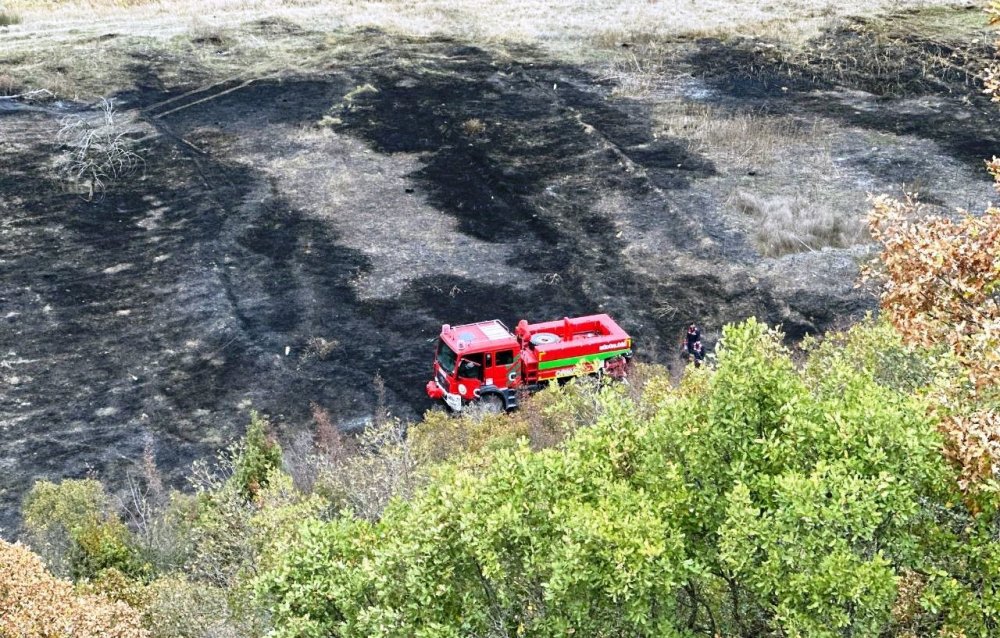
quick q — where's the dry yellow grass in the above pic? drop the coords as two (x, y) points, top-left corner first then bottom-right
(3, 0), (963, 52)
(729, 189), (865, 256)
(656, 103), (832, 170)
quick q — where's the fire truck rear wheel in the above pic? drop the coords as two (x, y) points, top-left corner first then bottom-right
(604, 355), (629, 381)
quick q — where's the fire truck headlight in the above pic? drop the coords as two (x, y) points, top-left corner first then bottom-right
(458, 383), (467, 395)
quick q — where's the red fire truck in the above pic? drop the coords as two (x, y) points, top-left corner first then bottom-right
(425, 313), (633, 412)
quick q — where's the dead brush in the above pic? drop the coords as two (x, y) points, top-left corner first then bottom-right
(661, 104), (825, 171)
(594, 30), (679, 98)
(608, 50), (666, 98)
(58, 98), (143, 201)
(729, 189), (864, 257)
(301, 336), (338, 363)
(461, 117), (486, 136)
(0, 74), (18, 96)
(307, 375), (419, 520)
(0, 10), (20, 27)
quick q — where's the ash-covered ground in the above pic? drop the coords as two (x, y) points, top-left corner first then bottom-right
(2, 14), (997, 532)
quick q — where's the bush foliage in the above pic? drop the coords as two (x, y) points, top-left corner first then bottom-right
(4, 7), (1000, 637)
(23, 478), (145, 580)
(6, 321), (1000, 638)
(0, 539), (147, 638)
(261, 319), (998, 638)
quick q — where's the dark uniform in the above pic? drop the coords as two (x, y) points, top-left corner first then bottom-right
(684, 324), (701, 357)
(691, 341), (706, 366)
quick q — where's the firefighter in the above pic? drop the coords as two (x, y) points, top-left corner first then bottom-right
(682, 323), (701, 359)
(691, 340), (706, 367)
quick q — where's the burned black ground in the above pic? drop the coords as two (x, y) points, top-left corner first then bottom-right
(687, 8), (1000, 169)
(1, 15), (997, 532)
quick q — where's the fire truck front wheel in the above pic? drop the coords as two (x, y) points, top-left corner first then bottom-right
(480, 393), (505, 414)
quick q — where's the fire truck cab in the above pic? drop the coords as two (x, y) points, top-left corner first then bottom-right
(426, 314), (632, 412)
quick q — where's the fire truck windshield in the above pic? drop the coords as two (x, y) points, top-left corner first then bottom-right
(437, 340), (458, 374)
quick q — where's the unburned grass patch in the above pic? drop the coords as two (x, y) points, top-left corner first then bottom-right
(590, 29), (666, 51)
(187, 16), (239, 49)
(607, 49), (668, 98)
(2, 37), (143, 99)
(656, 103), (832, 173)
(729, 189), (864, 257)
(0, 10), (21, 26)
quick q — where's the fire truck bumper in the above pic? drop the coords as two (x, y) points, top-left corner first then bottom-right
(426, 380), (445, 400)
(427, 380), (463, 411)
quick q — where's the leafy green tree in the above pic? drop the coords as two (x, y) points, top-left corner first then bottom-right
(232, 411), (283, 502)
(264, 424), (691, 638)
(261, 319), (995, 637)
(23, 479), (144, 580)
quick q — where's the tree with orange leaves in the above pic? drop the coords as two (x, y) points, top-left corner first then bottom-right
(984, 1), (1000, 102)
(865, 195), (999, 395)
(0, 540), (148, 638)
(866, 175), (999, 497)
(865, 3), (1000, 495)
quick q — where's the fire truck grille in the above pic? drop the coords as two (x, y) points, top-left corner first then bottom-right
(437, 370), (449, 390)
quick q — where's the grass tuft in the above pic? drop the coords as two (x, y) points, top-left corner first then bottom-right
(659, 104), (829, 172)
(461, 117), (486, 136)
(57, 98), (144, 201)
(729, 190), (864, 257)
(0, 10), (22, 26)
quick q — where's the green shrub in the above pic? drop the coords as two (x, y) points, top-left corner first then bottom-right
(261, 318), (1000, 637)
(143, 574), (239, 638)
(24, 479), (145, 581)
(231, 411), (283, 501)
(69, 517), (145, 581)
(409, 408), (530, 465)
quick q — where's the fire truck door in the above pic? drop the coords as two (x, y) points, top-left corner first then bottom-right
(484, 350), (514, 389)
(494, 349), (518, 388)
(456, 354), (484, 399)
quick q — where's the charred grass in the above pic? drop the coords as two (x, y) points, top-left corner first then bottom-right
(0, 30), (727, 531)
(689, 6), (993, 99)
(687, 5), (1000, 166)
(2, 4), (998, 531)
